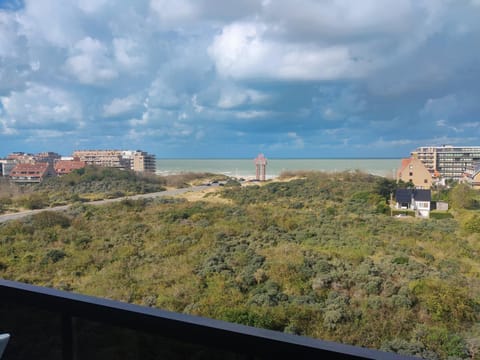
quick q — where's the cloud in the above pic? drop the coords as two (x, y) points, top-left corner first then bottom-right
(269, 131), (305, 151)
(0, 12), (22, 58)
(113, 38), (146, 70)
(208, 21), (368, 80)
(103, 94), (143, 117)
(77, 0), (111, 14)
(0, 83), (82, 130)
(1, 0), (480, 157)
(65, 37), (118, 84)
(235, 110), (272, 119)
(17, 0), (85, 47)
(218, 86), (269, 109)
(149, 0), (198, 25)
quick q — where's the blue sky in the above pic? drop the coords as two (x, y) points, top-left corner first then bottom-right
(0, 0), (479, 158)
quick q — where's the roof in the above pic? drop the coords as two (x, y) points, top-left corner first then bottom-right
(399, 158), (412, 172)
(395, 189), (431, 203)
(10, 162), (49, 173)
(54, 160), (86, 173)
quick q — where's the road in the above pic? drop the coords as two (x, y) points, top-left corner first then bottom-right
(0, 185), (213, 224)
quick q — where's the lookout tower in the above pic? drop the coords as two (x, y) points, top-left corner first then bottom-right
(254, 153), (267, 181)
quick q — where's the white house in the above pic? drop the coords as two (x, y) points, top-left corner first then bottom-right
(395, 189), (431, 218)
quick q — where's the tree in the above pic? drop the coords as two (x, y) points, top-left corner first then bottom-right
(449, 183), (476, 210)
(375, 178), (397, 201)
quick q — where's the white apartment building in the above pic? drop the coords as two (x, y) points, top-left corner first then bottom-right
(73, 150), (156, 173)
(411, 145), (480, 180)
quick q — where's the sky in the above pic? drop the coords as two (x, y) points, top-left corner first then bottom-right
(0, 0), (479, 158)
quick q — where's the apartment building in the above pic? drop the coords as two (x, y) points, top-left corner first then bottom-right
(72, 150), (156, 173)
(411, 145), (480, 180)
(122, 150), (156, 173)
(34, 152), (61, 165)
(6, 152), (35, 164)
(9, 163), (56, 183)
(0, 159), (17, 177)
(72, 150), (130, 169)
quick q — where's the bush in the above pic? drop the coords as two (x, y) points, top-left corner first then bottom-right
(41, 249), (67, 264)
(30, 211), (71, 229)
(463, 215), (480, 234)
(430, 211), (454, 220)
(19, 193), (48, 209)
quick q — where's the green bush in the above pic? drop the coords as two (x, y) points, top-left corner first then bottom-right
(430, 211), (453, 220)
(41, 249), (67, 264)
(29, 211), (71, 229)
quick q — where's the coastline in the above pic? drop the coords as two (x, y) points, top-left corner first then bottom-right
(155, 158), (401, 179)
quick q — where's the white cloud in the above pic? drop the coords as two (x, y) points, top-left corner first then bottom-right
(287, 131), (304, 149)
(149, 0), (198, 25)
(18, 0), (84, 47)
(269, 131), (305, 150)
(65, 37), (117, 84)
(77, 0), (111, 14)
(218, 86), (269, 109)
(0, 83), (82, 129)
(0, 12), (21, 58)
(235, 110), (271, 119)
(191, 94), (203, 113)
(103, 94), (142, 117)
(147, 78), (181, 108)
(113, 38), (145, 69)
(208, 21), (368, 80)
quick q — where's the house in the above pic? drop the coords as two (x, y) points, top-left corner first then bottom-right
(397, 157), (432, 189)
(54, 158), (86, 175)
(395, 189), (431, 218)
(9, 162), (56, 183)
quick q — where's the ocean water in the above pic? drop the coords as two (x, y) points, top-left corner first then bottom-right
(156, 158), (400, 179)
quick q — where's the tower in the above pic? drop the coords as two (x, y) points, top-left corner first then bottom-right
(254, 153), (267, 181)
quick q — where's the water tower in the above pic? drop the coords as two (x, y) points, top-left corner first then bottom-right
(254, 153), (267, 181)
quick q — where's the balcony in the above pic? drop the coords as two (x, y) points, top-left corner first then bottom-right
(0, 279), (413, 360)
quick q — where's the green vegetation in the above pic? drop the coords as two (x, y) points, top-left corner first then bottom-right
(0, 167), (224, 213)
(0, 171), (479, 359)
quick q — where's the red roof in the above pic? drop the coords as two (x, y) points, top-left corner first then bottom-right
(54, 160), (86, 175)
(399, 158), (412, 172)
(10, 163), (51, 180)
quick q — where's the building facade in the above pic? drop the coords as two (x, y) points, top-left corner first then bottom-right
(72, 150), (156, 173)
(72, 150), (130, 169)
(0, 159), (17, 177)
(9, 163), (56, 183)
(122, 151), (156, 173)
(34, 152), (61, 165)
(412, 145), (480, 180)
(397, 157), (432, 188)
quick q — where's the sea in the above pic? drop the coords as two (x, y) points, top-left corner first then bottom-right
(156, 158), (400, 179)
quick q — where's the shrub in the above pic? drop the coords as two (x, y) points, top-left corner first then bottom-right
(30, 211), (71, 229)
(430, 211), (453, 220)
(41, 249), (67, 264)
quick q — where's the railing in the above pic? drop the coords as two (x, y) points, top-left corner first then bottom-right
(0, 279), (415, 360)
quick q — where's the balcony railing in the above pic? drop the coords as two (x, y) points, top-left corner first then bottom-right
(0, 279), (415, 360)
